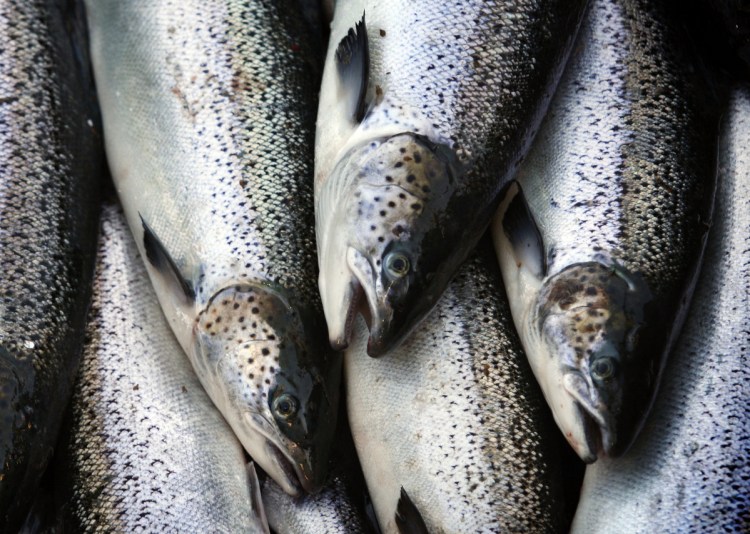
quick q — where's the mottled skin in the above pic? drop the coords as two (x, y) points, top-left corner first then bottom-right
(346, 241), (566, 533)
(315, 0), (588, 356)
(59, 205), (269, 533)
(0, 0), (101, 528)
(85, 0), (340, 495)
(571, 85), (750, 534)
(492, 0), (719, 461)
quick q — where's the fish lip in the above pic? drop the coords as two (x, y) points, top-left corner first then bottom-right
(562, 371), (615, 462)
(346, 247), (392, 358)
(329, 277), (363, 351)
(264, 439), (306, 496)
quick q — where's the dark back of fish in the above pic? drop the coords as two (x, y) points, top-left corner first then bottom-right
(0, 0), (101, 528)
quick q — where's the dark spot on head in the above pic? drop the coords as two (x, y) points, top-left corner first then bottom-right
(413, 152), (422, 163)
(252, 307), (259, 314)
(395, 162), (403, 168)
(233, 303), (240, 309)
(388, 201), (396, 207)
(586, 286), (597, 296)
(261, 348), (270, 356)
(380, 210), (387, 216)
(406, 174), (416, 183)
(411, 203), (421, 210)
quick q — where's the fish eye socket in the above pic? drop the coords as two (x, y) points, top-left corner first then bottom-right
(590, 357), (617, 381)
(272, 393), (298, 420)
(384, 252), (410, 279)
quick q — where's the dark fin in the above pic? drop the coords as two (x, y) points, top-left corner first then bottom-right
(335, 12), (369, 123)
(140, 214), (195, 301)
(247, 462), (271, 534)
(395, 487), (429, 534)
(502, 182), (547, 279)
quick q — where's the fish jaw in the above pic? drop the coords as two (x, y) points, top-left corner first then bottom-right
(316, 133), (466, 356)
(192, 283), (340, 495)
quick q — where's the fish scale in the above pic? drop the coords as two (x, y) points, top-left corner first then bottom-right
(86, 0), (340, 496)
(314, 0), (588, 356)
(570, 85), (750, 534)
(491, 0), (719, 461)
(0, 0), (101, 528)
(59, 204), (268, 533)
(346, 241), (565, 533)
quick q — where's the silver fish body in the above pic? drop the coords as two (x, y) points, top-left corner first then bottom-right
(570, 85), (750, 534)
(85, 0), (341, 495)
(315, 0), (588, 356)
(59, 204), (269, 534)
(492, 0), (719, 461)
(346, 241), (566, 533)
(0, 0), (101, 528)
(261, 459), (371, 534)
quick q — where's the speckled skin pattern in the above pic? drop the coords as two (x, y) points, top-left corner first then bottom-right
(314, 0), (589, 355)
(570, 86), (750, 534)
(85, 0), (341, 494)
(492, 0), (719, 460)
(60, 204), (268, 534)
(0, 0), (101, 528)
(346, 242), (565, 534)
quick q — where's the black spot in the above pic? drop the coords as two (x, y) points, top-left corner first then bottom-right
(262, 348), (270, 356)
(395, 162), (403, 168)
(380, 210), (387, 216)
(388, 201), (396, 207)
(411, 203), (421, 210)
(413, 152), (422, 163)
(406, 174), (416, 183)
(586, 286), (597, 296)
(252, 307), (260, 314)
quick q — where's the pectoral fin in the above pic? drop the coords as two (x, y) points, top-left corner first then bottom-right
(395, 487), (429, 534)
(140, 214), (195, 301)
(335, 12), (369, 123)
(501, 181), (547, 279)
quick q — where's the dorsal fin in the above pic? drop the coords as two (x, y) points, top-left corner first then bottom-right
(335, 12), (369, 123)
(140, 214), (195, 301)
(395, 487), (429, 534)
(501, 181), (547, 279)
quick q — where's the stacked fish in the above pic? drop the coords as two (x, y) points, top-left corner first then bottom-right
(0, 0), (746, 532)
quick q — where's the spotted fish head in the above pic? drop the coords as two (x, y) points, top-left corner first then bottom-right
(533, 262), (655, 462)
(318, 133), (466, 356)
(193, 284), (341, 496)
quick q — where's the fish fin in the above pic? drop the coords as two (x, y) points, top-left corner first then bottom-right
(247, 462), (271, 534)
(335, 12), (369, 123)
(501, 182), (547, 279)
(395, 487), (429, 534)
(140, 214), (196, 301)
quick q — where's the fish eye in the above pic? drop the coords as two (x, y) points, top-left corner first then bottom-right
(590, 357), (617, 382)
(272, 393), (298, 420)
(384, 252), (410, 279)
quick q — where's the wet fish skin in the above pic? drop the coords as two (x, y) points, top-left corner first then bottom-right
(315, 0), (588, 356)
(570, 85), (750, 534)
(85, 0), (341, 495)
(58, 204), (269, 533)
(346, 240), (566, 533)
(0, 0), (101, 528)
(492, 0), (719, 461)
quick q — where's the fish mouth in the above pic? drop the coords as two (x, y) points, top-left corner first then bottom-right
(264, 439), (307, 496)
(562, 372), (615, 462)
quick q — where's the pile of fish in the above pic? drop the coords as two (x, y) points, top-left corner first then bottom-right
(0, 0), (746, 532)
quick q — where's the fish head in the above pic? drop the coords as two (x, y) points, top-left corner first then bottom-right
(533, 262), (654, 462)
(318, 133), (465, 356)
(193, 284), (341, 496)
